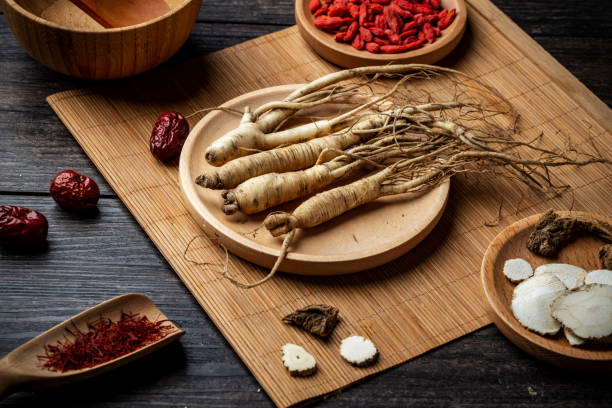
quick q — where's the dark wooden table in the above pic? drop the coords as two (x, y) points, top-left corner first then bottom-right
(1, 1), (611, 407)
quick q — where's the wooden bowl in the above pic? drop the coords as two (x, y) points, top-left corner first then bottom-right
(481, 211), (612, 371)
(179, 84), (450, 275)
(295, 0), (467, 68)
(0, 0), (201, 79)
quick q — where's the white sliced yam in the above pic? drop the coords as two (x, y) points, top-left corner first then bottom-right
(563, 327), (585, 346)
(511, 273), (565, 335)
(339, 335), (379, 367)
(551, 284), (612, 340)
(281, 343), (317, 376)
(534, 263), (586, 290)
(503, 258), (534, 282)
(585, 269), (612, 286)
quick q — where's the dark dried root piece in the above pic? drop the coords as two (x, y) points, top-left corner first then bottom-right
(527, 210), (612, 257)
(282, 304), (340, 338)
(600, 244), (612, 269)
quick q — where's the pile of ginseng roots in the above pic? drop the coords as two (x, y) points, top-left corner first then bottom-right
(194, 64), (610, 288)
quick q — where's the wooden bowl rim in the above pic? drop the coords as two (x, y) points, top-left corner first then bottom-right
(3, 0), (198, 33)
(294, 0), (467, 65)
(481, 211), (612, 363)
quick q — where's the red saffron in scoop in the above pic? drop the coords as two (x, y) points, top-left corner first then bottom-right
(38, 311), (175, 372)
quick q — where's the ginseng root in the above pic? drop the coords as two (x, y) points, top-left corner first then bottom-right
(221, 142), (434, 215)
(196, 110), (409, 189)
(204, 64), (505, 165)
(223, 147), (609, 288)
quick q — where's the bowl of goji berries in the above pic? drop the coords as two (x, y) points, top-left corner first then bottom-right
(295, 0), (467, 68)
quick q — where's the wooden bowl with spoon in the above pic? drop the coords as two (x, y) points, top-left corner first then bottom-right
(0, 0), (201, 79)
(0, 293), (184, 399)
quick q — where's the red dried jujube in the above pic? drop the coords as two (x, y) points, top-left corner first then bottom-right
(150, 111), (190, 162)
(0, 205), (48, 247)
(50, 170), (100, 211)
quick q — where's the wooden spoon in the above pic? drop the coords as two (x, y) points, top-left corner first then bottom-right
(0, 293), (184, 400)
(69, 0), (172, 28)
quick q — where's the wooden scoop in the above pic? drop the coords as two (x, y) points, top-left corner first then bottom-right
(69, 0), (172, 28)
(0, 293), (184, 400)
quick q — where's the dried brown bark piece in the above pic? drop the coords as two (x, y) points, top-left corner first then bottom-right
(282, 304), (339, 338)
(526, 210), (612, 257)
(599, 244), (612, 269)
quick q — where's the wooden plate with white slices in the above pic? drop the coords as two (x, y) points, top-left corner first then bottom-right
(179, 84), (450, 275)
(481, 211), (612, 371)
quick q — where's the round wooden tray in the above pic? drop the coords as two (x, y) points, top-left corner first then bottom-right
(295, 0), (467, 68)
(179, 84), (450, 275)
(481, 211), (612, 371)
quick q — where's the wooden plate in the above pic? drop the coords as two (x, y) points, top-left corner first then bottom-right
(481, 211), (612, 371)
(295, 0), (467, 68)
(179, 84), (450, 275)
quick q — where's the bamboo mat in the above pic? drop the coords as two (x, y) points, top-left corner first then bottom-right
(47, 1), (611, 406)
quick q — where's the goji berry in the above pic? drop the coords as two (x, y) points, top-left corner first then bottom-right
(373, 36), (390, 45)
(344, 21), (359, 41)
(358, 3), (367, 25)
(335, 30), (347, 42)
(314, 15), (352, 31)
(404, 38), (426, 50)
(309, 0), (321, 13)
(314, 5), (329, 17)
(365, 42), (381, 53)
(370, 27), (385, 37)
(400, 29), (417, 39)
(328, 5), (349, 17)
(369, 4), (384, 14)
(423, 23), (436, 43)
(352, 33), (365, 50)
(359, 27), (373, 42)
(380, 44), (410, 54)
(438, 8), (456, 29)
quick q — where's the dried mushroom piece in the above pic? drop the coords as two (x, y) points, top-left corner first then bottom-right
(511, 273), (566, 335)
(534, 263), (586, 290)
(281, 344), (317, 377)
(600, 244), (612, 269)
(282, 304), (339, 338)
(503, 258), (533, 282)
(551, 284), (612, 341)
(339, 335), (379, 367)
(585, 269), (612, 286)
(527, 210), (612, 257)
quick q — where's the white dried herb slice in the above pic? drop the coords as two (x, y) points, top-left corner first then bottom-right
(534, 263), (586, 290)
(511, 273), (565, 335)
(585, 269), (612, 286)
(281, 344), (317, 377)
(563, 327), (585, 346)
(503, 258), (533, 282)
(339, 335), (379, 367)
(551, 284), (612, 340)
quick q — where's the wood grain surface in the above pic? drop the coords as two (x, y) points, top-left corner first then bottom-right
(1, 1), (612, 407)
